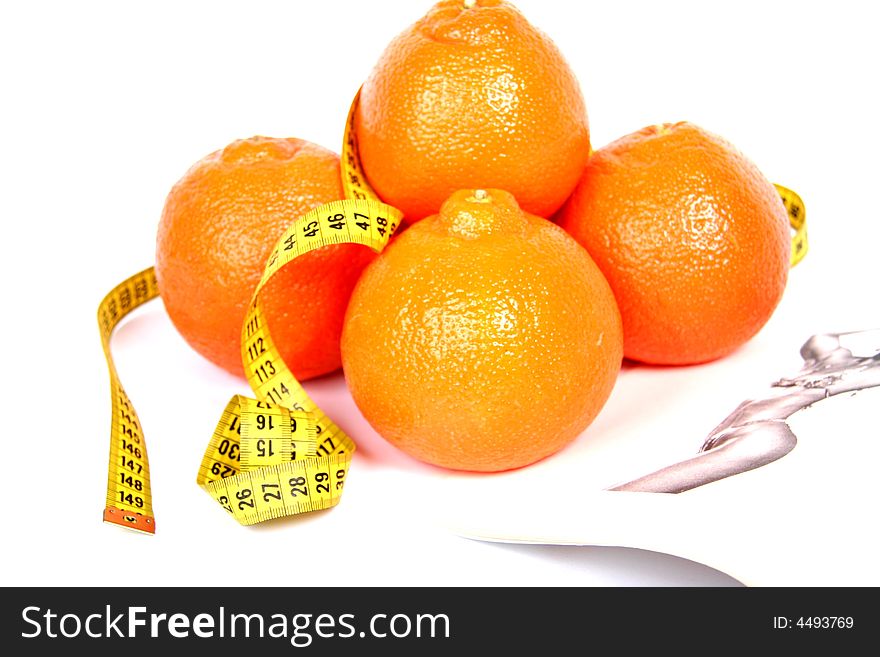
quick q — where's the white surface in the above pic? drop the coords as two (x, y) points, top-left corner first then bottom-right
(441, 386), (880, 586)
(1, 0), (878, 586)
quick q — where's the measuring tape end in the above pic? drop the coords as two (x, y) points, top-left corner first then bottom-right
(103, 507), (156, 535)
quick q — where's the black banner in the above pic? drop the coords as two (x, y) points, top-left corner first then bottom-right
(1, 587), (870, 654)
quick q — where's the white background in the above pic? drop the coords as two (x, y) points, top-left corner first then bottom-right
(1, 0), (878, 587)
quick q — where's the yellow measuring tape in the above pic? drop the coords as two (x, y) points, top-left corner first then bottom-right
(197, 196), (400, 525)
(776, 184), (808, 267)
(99, 269), (160, 533)
(98, 91), (807, 532)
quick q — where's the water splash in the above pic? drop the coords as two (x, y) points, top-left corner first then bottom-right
(611, 330), (880, 493)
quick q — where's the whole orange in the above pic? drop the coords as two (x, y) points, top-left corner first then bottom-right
(556, 123), (790, 365)
(341, 189), (622, 472)
(354, 0), (590, 223)
(156, 137), (374, 380)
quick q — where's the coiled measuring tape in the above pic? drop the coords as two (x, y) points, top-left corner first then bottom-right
(98, 91), (806, 533)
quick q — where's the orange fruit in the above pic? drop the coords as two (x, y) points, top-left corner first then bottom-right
(156, 137), (374, 380)
(341, 189), (622, 472)
(556, 122), (790, 365)
(354, 0), (590, 223)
